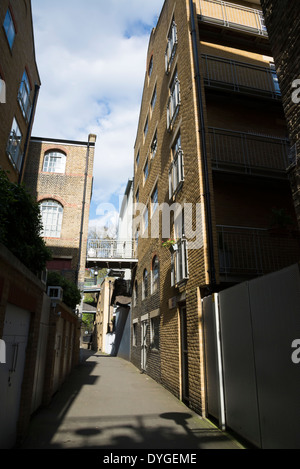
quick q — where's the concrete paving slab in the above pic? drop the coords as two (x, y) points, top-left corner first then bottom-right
(20, 350), (245, 450)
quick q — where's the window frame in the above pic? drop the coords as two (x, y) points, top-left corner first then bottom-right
(3, 8), (16, 49)
(6, 117), (23, 171)
(18, 69), (32, 121)
(142, 269), (148, 300)
(150, 316), (160, 350)
(167, 69), (181, 130)
(40, 199), (64, 238)
(43, 150), (67, 174)
(151, 255), (159, 294)
(165, 20), (178, 74)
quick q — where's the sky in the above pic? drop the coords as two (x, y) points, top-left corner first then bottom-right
(31, 0), (164, 237)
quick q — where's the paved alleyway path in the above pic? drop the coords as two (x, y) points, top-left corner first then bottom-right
(21, 349), (244, 451)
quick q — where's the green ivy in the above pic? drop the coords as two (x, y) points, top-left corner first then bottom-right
(0, 170), (52, 275)
(47, 271), (82, 310)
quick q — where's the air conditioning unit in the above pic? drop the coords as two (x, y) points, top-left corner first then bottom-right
(47, 286), (63, 301)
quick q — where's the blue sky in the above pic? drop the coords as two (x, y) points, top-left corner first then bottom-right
(31, 0), (164, 236)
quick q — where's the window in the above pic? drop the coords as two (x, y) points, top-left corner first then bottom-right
(7, 118), (22, 170)
(132, 323), (137, 346)
(171, 210), (188, 286)
(151, 256), (159, 294)
(40, 200), (63, 238)
(142, 269), (148, 299)
(3, 8), (16, 49)
(167, 69), (180, 130)
(18, 70), (31, 121)
(151, 130), (158, 159)
(0, 76), (6, 103)
(150, 316), (160, 350)
(148, 55), (153, 78)
(143, 158), (149, 183)
(135, 187), (139, 204)
(151, 184), (158, 215)
(144, 116), (149, 138)
(270, 63), (281, 94)
(169, 133), (184, 198)
(143, 205), (148, 234)
(43, 151), (66, 173)
(133, 281), (138, 307)
(165, 20), (177, 74)
(136, 151), (140, 168)
(151, 85), (157, 111)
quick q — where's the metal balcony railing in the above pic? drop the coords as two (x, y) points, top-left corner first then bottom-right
(201, 54), (281, 99)
(87, 239), (137, 261)
(198, 0), (268, 37)
(208, 128), (290, 175)
(217, 225), (300, 280)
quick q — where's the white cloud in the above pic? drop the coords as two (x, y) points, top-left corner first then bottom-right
(31, 0), (164, 234)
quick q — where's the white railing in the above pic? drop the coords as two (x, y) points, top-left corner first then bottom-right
(198, 0), (268, 36)
(209, 128), (290, 174)
(87, 239), (136, 260)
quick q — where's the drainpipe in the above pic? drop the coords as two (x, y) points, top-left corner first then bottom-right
(190, 0), (216, 290)
(18, 83), (40, 184)
(76, 137), (91, 288)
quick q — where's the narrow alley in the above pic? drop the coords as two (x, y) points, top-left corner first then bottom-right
(20, 349), (244, 451)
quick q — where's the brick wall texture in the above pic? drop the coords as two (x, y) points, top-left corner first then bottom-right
(260, 0), (300, 228)
(23, 135), (96, 289)
(131, 0), (298, 416)
(0, 0), (40, 183)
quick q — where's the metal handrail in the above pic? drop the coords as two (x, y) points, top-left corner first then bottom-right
(87, 239), (137, 260)
(202, 54), (281, 99)
(217, 225), (300, 278)
(198, 0), (268, 37)
(208, 127), (290, 173)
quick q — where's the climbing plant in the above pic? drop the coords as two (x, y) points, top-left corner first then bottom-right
(0, 170), (51, 275)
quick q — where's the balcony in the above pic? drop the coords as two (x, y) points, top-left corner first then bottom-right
(198, 0), (268, 37)
(86, 239), (138, 269)
(208, 127), (290, 177)
(201, 54), (281, 100)
(217, 225), (300, 281)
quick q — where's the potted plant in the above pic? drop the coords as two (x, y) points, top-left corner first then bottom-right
(162, 238), (178, 253)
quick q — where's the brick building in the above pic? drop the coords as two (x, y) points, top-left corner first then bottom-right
(260, 0), (300, 229)
(131, 0), (300, 416)
(23, 134), (96, 292)
(0, 0), (40, 183)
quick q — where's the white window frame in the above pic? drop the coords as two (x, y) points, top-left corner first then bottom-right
(151, 130), (158, 159)
(171, 239), (189, 286)
(165, 20), (178, 74)
(169, 148), (184, 198)
(43, 151), (66, 174)
(6, 117), (23, 171)
(18, 70), (32, 121)
(40, 200), (63, 238)
(167, 71), (181, 130)
(151, 256), (159, 294)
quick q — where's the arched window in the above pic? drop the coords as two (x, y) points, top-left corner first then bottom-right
(43, 150), (66, 173)
(151, 256), (159, 294)
(133, 280), (138, 307)
(40, 200), (63, 238)
(142, 269), (148, 300)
